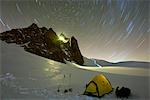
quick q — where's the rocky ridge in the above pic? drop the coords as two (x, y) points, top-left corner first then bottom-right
(0, 23), (84, 65)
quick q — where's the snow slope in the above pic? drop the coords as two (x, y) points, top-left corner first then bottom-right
(0, 41), (150, 100)
(73, 63), (150, 77)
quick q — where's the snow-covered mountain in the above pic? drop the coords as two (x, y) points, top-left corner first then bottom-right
(84, 57), (150, 68)
(0, 41), (150, 100)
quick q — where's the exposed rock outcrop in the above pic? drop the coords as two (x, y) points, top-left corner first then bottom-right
(0, 23), (84, 65)
(70, 36), (84, 65)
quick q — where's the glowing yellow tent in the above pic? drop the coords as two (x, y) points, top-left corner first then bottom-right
(84, 74), (113, 97)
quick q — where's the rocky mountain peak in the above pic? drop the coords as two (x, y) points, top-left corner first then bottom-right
(71, 36), (84, 65)
(28, 23), (39, 29)
(0, 23), (84, 65)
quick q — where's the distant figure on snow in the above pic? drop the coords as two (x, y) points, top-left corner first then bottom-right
(64, 89), (68, 93)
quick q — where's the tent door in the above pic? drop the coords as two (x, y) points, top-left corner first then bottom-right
(84, 81), (99, 96)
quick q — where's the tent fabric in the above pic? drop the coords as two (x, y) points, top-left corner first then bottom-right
(84, 74), (113, 97)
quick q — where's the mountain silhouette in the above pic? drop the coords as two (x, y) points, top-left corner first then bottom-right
(0, 23), (84, 65)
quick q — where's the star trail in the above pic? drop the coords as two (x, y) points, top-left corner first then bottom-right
(0, 0), (149, 62)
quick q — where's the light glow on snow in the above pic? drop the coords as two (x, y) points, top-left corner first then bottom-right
(45, 60), (61, 73)
(44, 68), (49, 71)
(72, 62), (150, 77)
(47, 60), (55, 65)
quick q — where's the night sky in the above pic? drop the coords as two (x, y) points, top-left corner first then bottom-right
(0, 0), (149, 62)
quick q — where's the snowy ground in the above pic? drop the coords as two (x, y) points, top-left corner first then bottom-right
(0, 41), (150, 100)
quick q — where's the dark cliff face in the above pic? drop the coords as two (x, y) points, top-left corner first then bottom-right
(44, 28), (67, 63)
(0, 23), (84, 65)
(44, 28), (59, 48)
(71, 36), (84, 65)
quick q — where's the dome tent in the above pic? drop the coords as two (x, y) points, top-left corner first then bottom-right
(84, 74), (113, 97)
